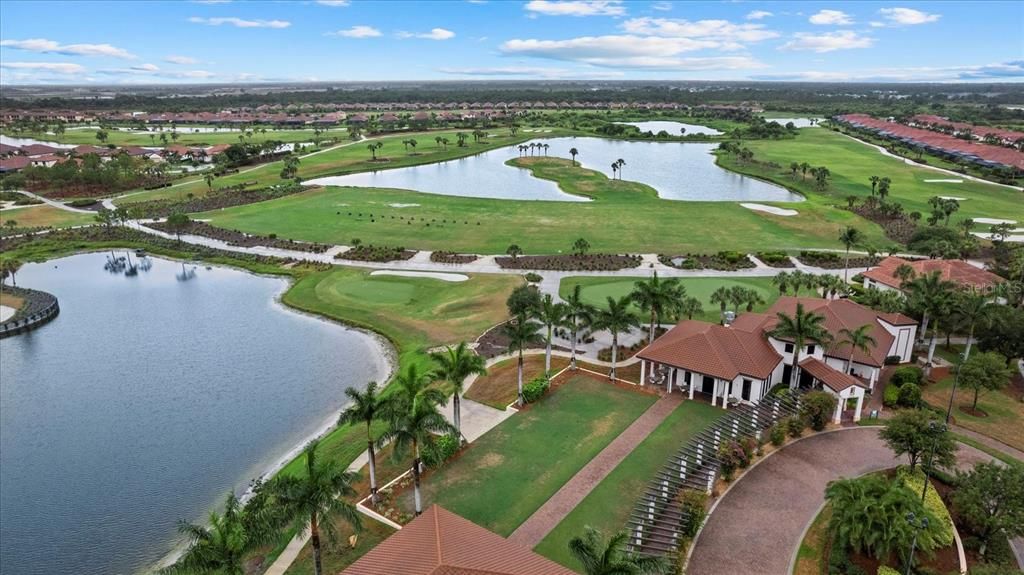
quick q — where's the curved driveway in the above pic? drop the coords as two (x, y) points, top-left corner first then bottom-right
(687, 427), (899, 575)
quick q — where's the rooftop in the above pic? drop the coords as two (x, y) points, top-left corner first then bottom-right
(863, 256), (1004, 291)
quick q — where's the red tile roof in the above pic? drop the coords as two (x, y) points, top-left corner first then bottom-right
(863, 256), (1004, 291)
(0, 155), (31, 171)
(799, 357), (866, 393)
(20, 143), (62, 157)
(637, 318), (781, 381)
(340, 505), (576, 575)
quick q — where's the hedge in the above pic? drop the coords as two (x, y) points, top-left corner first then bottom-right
(523, 376), (550, 403)
(899, 468), (955, 548)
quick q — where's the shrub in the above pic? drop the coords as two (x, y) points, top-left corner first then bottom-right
(801, 390), (838, 431)
(770, 424), (786, 446)
(677, 490), (708, 539)
(786, 416), (805, 438)
(898, 468), (954, 547)
(877, 567), (900, 575)
(898, 382), (922, 408)
(884, 354), (904, 366)
(524, 272), (542, 283)
(423, 433), (461, 468)
(891, 366), (924, 387)
(883, 382), (901, 407)
(522, 376), (550, 403)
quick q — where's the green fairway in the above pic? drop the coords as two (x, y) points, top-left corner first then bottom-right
(405, 375), (656, 536)
(1, 125), (348, 147)
(560, 275), (779, 324)
(0, 205), (95, 229)
(725, 128), (1024, 223)
(534, 399), (723, 569)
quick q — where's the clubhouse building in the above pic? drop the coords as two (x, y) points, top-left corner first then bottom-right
(862, 256), (1004, 293)
(637, 297), (918, 423)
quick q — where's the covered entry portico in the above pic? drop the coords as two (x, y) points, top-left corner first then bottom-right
(798, 358), (867, 423)
(639, 359), (771, 409)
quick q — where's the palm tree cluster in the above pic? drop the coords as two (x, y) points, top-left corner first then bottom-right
(770, 303), (833, 388)
(610, 158), (626, 180)
(772, 270), (851, 300)
(709, 284), (765, 321)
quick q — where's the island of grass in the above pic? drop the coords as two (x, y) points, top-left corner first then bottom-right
(0, 204), (96, 230)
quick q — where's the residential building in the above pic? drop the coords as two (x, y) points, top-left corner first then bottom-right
(862, 256), (1004, 293)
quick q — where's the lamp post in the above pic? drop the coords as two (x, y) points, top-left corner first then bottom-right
(944, 352), (965, 425)
(920, 420), (947, 504)
(904, 512), (930, 575)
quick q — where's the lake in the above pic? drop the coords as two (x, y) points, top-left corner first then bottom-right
(761, 117), (818, 128)
(0, 253), (390, 575)
(308, 137), (803, 203)
(0, 134), (74, 149)
(616, 120), (723, 136)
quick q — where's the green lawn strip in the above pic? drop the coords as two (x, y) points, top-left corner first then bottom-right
(559, 275), (780, 324)
(921, 376), (1024, 454)
(792, 505), (832, 575)
(281, 519), (394, 575)
(407, 376), (656, 537)
(950, 433), (1024, 469)
(1, 126), (349, 147)
(725, 128), (1024, 223)
(0, 205), (96, 229)
(534, 400), (723, 569)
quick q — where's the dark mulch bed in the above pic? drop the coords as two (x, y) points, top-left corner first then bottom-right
(335, 245), (416, 262)
(128, 183), (309, 219)
(795, 250), (880, 269)
(659, 251), (755, 271)
(148, 220), (330, 253)
(850, 206), (918, 245)
(430, 250), (478, 264)
(754, 251), (795, 268)
(496, 253), (641, 271)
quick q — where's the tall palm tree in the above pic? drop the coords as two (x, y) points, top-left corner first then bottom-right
(770, 303), (833, 389)
(610, 163), (618, 179)
(533, 294), (568, 374)
(615, 158), (625, 179)
(905, 271), (955, 362)
(377, 392), (455, 516)
(338, 382), (386, 504)
(569, 147), (579, 166)
(869, 175), (880, 196)
(679, 296), (703, 320)
(631, 272), (684, 346)
(393, 363), (446, 407)
(165, 492), (271, 575)
(836, 324), (877, 374)
(772, 271), (791, 295)
(953, 291), (993, 359)
(270, 440), (362, 575)
(563, 284), (595, 370)
(592, 296), (639, 381)
(568, 527), (669, 575)
(838, 226), (863, 282)
(710, 286), (731, 322)
(430, 342), (487, 437)
(504, 313), (543, 406)
(894, 263), (916, 285)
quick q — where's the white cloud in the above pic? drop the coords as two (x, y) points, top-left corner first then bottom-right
(780, 31), (873, 52)
(877, 7), (941, 25)
(621, 17), (779, 43)
(500, 35), (765, 69)
(0, 38), (135, 59)
(329, 25), (382, 38)
(315, 0), (350, 5)
(188, 16), (291, 28)
(438, 66), (624, 79)
(396, 28), (455, 40)
(0, 61), (86, 74)
(99, 65), (217, 79)
(809, 9), (853, 25)
(133, 63), (160, 72)
(651, 2), (673, 11)
(524, 1), (626, 17)
(751, 61), (1024, 82)
(164, 55), (198, 65)
(746, 10), (772, 20)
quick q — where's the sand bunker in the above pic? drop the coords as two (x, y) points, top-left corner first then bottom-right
(924, 179), (964, 183)
(973, 218), (1018, 225)
(741, 203), (798, 216)
(938, 196), (967, 201)
(369, 270), (469, 282)
(387, 203), (420, 208)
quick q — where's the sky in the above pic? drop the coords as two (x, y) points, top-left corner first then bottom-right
(0, 0), (1021, 85)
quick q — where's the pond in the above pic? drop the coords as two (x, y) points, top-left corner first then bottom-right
(308, 137), (802, 203)
(760, 117), (818, 128)
(0, 253), (391, 575)
(616, 120), (723, 136)
(0, 134), (74, 149)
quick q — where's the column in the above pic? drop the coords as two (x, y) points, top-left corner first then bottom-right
(869, 368), (878, 391)
(720, 380), (728, 410)
(833, 392), (844, 424)
(853, 392), (864, 422)
(689, 372), (695, 400)
(640, 360), (647, 386)
(667, 367), (674, 394)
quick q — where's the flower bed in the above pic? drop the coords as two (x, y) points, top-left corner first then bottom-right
(659, 251), (755, 271)
(795, 250), (880, 269)
(336, 244), (416, 263)
(429, 250), (478, 264)
(148, 219), (330, 253)
(754, 251), (795, 268)
(495, 253), (641, 271)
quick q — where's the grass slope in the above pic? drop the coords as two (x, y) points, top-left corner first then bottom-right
(559, 276), (779, 324)
(922, 376), (1024, 453)
(0, 205), (95, 229)
(406, 375), (656, 536)
(534, 400), (722, 569)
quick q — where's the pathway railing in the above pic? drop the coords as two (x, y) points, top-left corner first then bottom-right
(0, 286), (60, 338)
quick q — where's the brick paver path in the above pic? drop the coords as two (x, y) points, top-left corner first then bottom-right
(688, 427), (899, 575)
(507, 393), (683, 548)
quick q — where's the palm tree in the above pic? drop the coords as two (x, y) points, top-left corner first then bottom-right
(894, 263), (916, 285)
(905, 271), (955, 363)
(270, 440), (362, 575)
(631, 272), (684, 346)
(869, 175), (880, 196)
(506, 244), (522, 261)
(953, 291), (993, 359)
(615, 158), (625, 179)
(543, 143), (550, 156)
(610, 163), (618, 179)
(770, 303), (833, 389)
(837, 324), (877, 374)
(504, 313), (543, 406)
(679, 296), (703, 320)
(533, 294), (568, 374)
(367, 142), (378, 160)
(569, 147), (579, 166)
(568, 527), (669, 575)
(738, 287), (765, 312)
(204, 172), (215, 191)
(772, 271), (791, 295)
(563, 284), (595, 370)
(592, 296), (639, 381)
(838, 226), (863, 282)
(338, 382), (386, 504)
(166, 492), (271, 575)
(376, 394), (455, 517)
(800, 162), (811, 179)
(430, 342), (487, 437)
(710, 286), (731, 322)
(393, 363), (446, 407)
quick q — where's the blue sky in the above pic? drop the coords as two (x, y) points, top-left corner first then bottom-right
(0, 0), (1021, 85)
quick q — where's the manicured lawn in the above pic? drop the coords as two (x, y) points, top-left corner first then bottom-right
(534, 399), (723, 569)
(0, 205), (95, 229)
(465, 354), (571, 409)
(792, 505), (832, 575)
(402, 375), (657, 536)
(922, 375), (1024, 453)
(281, 518), (394, 575)
(559, 275), (779, 324)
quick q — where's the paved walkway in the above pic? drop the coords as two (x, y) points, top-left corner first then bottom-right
(507, 393), (683, 547)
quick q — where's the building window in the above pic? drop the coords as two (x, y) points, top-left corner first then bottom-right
(807, 344), (816, 355)
(784, 343), (794, 353)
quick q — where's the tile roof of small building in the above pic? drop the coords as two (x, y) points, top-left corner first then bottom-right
(799, 357), (867, 393)
(637, 317), (782, 381)
(863, 256), (1004, 291)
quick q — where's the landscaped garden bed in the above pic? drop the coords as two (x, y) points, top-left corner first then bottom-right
(335, 244), (416, 262)
(148, 219), (331, 253)
(127, 182), (309, 218)
(659, 251), (755, 271)
(429, 250), (478, 264)
(754, 250), (795, 268)
(496, 253), (641, 271)
(795, 250), (880, 269)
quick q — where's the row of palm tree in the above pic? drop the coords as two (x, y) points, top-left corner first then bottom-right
(771, 269), (852, 299)
(610, 158), (626, 179)
(902, 271), (997, 364)
(517, 142), (550, 156)
(769, 303), (877, 386)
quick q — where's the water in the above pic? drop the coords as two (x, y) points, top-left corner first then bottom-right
(616, 120), (723, 136)
(0, 134), (74, 149)
(308, 137), (802, 202)
(0, 253), (390, 575)
(761, 117), (818, 128)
